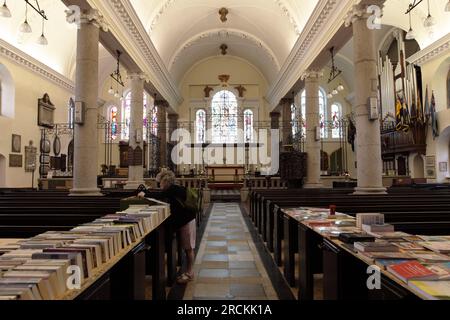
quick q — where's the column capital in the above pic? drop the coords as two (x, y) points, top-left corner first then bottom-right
(66, 8), (109, 32)
(127, 73), (146, 81)
(269, 111), (281, 118)
(344, 1), (385, 27)
(280, 98), (294, 106)
(155, 100), (169, 108)
(167, 113), (179, 121)
(301, 70), (323, 81)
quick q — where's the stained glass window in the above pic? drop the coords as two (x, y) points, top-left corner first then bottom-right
(109, 106), (118, 141)
(211, 90), (238, 143)
(122, 92), (154, 140)
(300, 88), (327, 139)
(196, 109), (206, 143)
(331, 103), (342, 139)
(244, 109), (254, 143)
(149, 105), (158, 137)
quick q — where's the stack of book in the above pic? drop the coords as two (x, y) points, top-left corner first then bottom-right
(0, 200), (170, 300)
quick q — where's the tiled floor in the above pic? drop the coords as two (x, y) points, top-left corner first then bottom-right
(183, 203), (278, 300)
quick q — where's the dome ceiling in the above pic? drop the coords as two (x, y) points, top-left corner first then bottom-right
(129, 0), (319, 84)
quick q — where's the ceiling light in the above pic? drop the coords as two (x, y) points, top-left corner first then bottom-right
(327, 93), (333, 99)
(37, 17), (47, 45)
(337, 84), (344, 91)
(405, 10), (415, 40)
(424, 0), (435, 28)
(114, 91), (120, 98)
(0, 0), (11, 18)
(332, 89), (338, 95)
(446, 0), (450, 12)
(108, 86), (114, 95)
(19, 3), (32, 34)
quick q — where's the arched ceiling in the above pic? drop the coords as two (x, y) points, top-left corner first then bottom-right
(0, 0), (77, 78)
(129, 0), (319, 84)
(381, 0), (450, 49)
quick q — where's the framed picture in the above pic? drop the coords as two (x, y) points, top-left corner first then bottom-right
(9, 154), (23, 168)
(25, 142), (37, 172)
(11, 134), (21, 153)
(425, 167), (436, 179)
(426, 156), (436, 167)
(439, 162), (448, 172)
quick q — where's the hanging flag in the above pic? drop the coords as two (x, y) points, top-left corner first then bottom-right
(431, 91), (439, 140)
(416, 87), (423, 124)
(395, 96), (410, 132)
(424, 86), (430, 123)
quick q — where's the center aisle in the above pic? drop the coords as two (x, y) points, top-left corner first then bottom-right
(183, 202), (278, 300)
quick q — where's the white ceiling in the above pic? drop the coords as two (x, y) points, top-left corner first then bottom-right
(0, 0), (77, 78)
(129, 0), (319, 84)
(381, 0), (450, 49)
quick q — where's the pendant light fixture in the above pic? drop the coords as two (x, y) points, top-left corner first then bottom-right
(108, 50), (125, 99)
(0, 0), (11, 18)
(37, 16), (48, 45)
(405, 10), (415, 40)
(19, 3), (32, 34)
(423, 0), (435, 28)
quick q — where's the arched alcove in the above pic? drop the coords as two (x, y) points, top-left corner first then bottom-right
(413, 155), (425, 179)
(0, 63), (15, 118)
(0, 154), (6, 187)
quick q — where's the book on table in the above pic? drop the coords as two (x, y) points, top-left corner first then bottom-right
(417, 241), (450, 254)
(409, 251), (450, 263)
(354, 241), (400, 253)
(356, 213), (384, 229)
(408, 281), (450, 300)
(362, 224), (395, 233)
(387, 261), (441, 283)
(338, 233), (376, 244)
(393, 242), (425, 251)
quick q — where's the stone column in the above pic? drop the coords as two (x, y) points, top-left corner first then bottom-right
(125, 74), (145, 189)
(69, 9), (107, 196)
(303, 71), (323, 189)
(156, 101), (168, 169)
(281, 98), (293, 151)
(345, 2), (386, 194)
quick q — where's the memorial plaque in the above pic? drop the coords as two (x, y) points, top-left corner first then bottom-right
(9, 154), (23, 168)
(25, 142), (37, 172)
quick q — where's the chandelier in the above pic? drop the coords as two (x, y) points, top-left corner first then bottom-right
(405, 0), (450, 40)
(108, 50), (125, 100)
(326, 47), (344, 99)
(0, 1), (49, 45)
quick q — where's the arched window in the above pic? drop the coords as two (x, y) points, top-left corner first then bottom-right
(331, 103), (343, 139)
(196, 109), (206, 143)
(244, 109), (254, 143)
(149, 105), (158, 137)
(109, 106), (118, 141)
(300, 88), (327, 138)
(291, 103), (299, 137)
(211, 90), (238, 143)
(0, 63), (15, 118)
(122, 92), (153, 140)
(447, 69), (450, 109)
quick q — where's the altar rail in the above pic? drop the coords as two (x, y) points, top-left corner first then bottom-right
(246, 177), (287, 189)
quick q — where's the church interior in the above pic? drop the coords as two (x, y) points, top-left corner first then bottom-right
(1, 0), (450, 303)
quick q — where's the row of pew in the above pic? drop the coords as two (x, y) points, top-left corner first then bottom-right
(248, 186), (450, 300)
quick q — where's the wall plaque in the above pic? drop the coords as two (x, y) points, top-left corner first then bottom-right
(9, 154), (23, 168)
(12, 134), (21, 153)
(38, 93), (55, 128)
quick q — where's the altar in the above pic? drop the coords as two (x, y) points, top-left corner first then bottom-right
(206, 165), (245, 183)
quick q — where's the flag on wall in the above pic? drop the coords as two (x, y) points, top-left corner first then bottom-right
(430, 91), (439, 140)
(424, 86), (430, 123)
(416, 88), (424, 124)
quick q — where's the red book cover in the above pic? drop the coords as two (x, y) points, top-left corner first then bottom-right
(388, 261), (438, 282)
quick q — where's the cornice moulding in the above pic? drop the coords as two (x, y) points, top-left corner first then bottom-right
(266, 0), (354, 109)
(0, 39), (74, 92)
(90, 0), (183, 109)
(407, 33), (450, 66)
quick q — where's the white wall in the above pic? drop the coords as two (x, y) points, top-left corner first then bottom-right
(0, 58), (73, 188)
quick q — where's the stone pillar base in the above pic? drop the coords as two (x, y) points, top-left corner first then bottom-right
(69, 188), (103, 197)
(303, 183), (323, 189)
(202, 188), (211, 205)
(353, 187), (387, 195)
(124, 181), (146, 190)
(240, 187), (249, 203)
